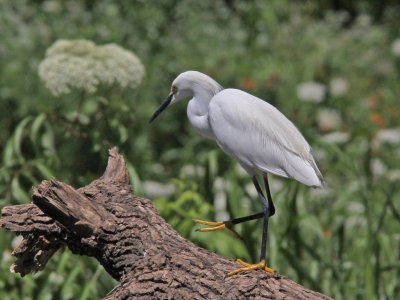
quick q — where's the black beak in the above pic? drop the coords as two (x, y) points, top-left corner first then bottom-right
(149, 93), (173, 123)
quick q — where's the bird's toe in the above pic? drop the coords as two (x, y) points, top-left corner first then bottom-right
(228, 259), (275, 276)
(194, 219), (226, 232)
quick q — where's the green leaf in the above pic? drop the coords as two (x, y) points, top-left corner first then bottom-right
(127, 163), (142, 194)
(118, 125), (128, 143)
(41, 129), (56, 155)
(79, 265), (103, 300)
(3, 139), (15, 167)
(12, 116), (33, 162)
(60, 265), (81, 299)
(31, 113), (47, 143)
(35, 161), (54, 179)
(11, 176), (30, 204)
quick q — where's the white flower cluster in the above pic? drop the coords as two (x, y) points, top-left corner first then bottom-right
(297, 82), (326, 103)
(373, 128), (400, 148)
(391, 38), (400, 57)
(329, 78), (348, 97)
(317, 108), (342, 132)
(38, 39), (145, 95)
(142, 180), (176, 198)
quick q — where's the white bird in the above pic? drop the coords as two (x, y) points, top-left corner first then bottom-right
(150, 70), (324, 276)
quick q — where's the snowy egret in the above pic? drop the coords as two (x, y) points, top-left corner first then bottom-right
(150, 71), (324, 276)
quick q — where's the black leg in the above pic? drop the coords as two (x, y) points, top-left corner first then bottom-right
(224, 174), (275, 226)
(195, 174), (275, 244)
(218, 211), (264, 241)
(229, 212), (264, 225)
(263, 174), (275, 217)
(252, 176), (270, 262)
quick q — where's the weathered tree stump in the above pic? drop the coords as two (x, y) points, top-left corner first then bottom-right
(0, 148), (332, 299)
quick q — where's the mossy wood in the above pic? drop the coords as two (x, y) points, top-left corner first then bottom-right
(0, 148), (332, 299)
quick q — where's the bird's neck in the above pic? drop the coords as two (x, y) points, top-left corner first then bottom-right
(190, 79), (223, 115)
(187, 83), (222, 140)
(191, 93), (212, 115)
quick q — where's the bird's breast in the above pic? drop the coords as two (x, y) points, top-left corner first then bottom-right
(187, 100), (215, 140)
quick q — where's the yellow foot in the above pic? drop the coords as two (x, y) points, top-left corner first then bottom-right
(228, 259), (275, 276)
(194, 219), (242, 239)
(194, 219), (226, 232)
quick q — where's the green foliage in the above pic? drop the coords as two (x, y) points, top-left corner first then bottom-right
(1, 0), (400, 299)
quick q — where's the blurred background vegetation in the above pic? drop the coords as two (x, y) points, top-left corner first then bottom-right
(1, 0), (400, 299)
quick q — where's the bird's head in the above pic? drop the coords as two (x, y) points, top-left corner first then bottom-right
(149, 71), (222, 123)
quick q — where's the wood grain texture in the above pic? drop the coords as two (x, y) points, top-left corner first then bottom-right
(0, 148), (332, 300)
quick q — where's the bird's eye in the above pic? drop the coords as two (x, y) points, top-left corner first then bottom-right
(171, 85), (178, 94)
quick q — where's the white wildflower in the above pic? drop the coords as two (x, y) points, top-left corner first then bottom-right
(213, 177), (231, 190)
(42, 0), (62, 13)
(329, 78), (348, 97)
(391, 38), (400, 57)
(346, 216), (366, 230)
(38, 39), (145, 96)
(388, 170), (400, 182)
(213, 179), (230, 220)
(375, 128), (400, 144)
(356, 14), (371, 27)
(2, 250), (11, 263)
(48, 273), (64, 284)
(214, 191), (227, 211)
(317, 108), (342, 132)
(150, 163), (165, 174)
(180, 164), (205, 177)
(297, 82), (326, 103)
(321, 132), (350, 144)
(370, 158), (386, 178)
(142, 181), (175, 198)
(214, 191), (229, 221)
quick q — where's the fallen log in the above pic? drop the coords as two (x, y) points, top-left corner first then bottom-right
(0, 148), (332, 299)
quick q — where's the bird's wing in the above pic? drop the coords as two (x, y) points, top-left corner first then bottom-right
(208, 89), (324, 187)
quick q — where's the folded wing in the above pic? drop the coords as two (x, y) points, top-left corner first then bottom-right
(208, 89), (324, 188)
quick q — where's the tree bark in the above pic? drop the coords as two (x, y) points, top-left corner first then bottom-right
(0, 148), (332, 300)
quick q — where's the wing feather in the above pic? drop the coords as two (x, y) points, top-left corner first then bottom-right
(208, 89), (324, 187)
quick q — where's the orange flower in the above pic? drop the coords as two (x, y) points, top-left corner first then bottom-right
(370, 113), (386, 128)
(242, 78), (256, 90)
(323, 228), (331, 238)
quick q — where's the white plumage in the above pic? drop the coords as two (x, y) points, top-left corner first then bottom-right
(164, 70), (324, 188)
(209, 89), (323, 187)
(150, 70), (325, 275)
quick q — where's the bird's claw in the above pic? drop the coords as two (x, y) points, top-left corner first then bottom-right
(194, 219), (226, 232)
(194, 219), (243, 240)
(228, 259), (275, 276)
